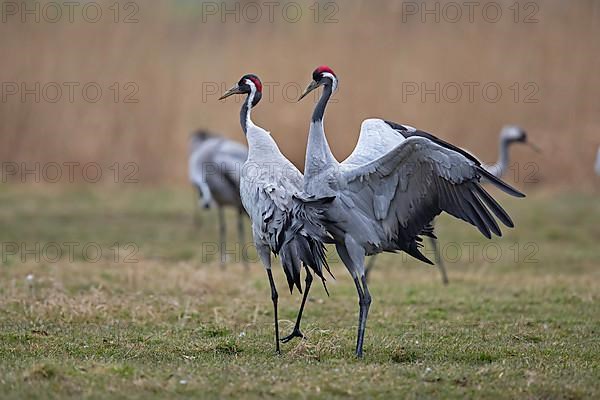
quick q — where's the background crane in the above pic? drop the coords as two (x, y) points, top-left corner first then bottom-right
(188, 129), (249, 268)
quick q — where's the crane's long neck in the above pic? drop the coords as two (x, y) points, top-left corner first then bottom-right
(240, 89), (256, 135)
(494, 136), (511, 177)
(305, 83), (337, 180)
(239, 86), (280, 158)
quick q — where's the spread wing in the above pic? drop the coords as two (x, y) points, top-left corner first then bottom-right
(342, 119), (408, 167)
(340, 136), (524, 252)
(343, 118), (485, 168)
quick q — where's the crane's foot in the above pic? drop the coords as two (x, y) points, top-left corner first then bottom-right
(280, 328), (305, 343)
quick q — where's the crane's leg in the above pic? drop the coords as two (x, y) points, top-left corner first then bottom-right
(364, 255), (377, 282)
(238, 208), (249, 269)
(193, 187), (202, 228)
(218, 206), (226, 268)
(336, 240), (371, 358)
(429, 237), (449, 285)
(281, 267), (313, 343)
(355, 275), (372, 358)
(266, 268), (280, 354)
(257, 245), (280, 354)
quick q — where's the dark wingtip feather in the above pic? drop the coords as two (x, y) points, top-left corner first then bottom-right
(459, 189), (492, 239)
(477, 166), (526, 198)
(466, 187), (502, 237)
(473, 185), (516, 228)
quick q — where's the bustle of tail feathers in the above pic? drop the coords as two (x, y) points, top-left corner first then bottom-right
(420, 223), (436, 239)
(278, 195), (335, 294)
(404, 223), (436, 266)
(406, 240), (434, 265)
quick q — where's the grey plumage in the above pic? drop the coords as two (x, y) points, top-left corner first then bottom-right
(188, 129), (249, 267)
(295, 66), (524, 357)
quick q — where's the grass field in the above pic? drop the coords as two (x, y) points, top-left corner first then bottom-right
(0, 186), (598, 399)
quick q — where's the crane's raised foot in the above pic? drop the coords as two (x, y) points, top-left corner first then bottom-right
(280, 328), (305, 343)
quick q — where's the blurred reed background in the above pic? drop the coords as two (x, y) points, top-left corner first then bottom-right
(1, 0), (598, 187)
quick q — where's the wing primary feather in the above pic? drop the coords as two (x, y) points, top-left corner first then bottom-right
(477, 166), (525, 198)
(456, 186), (492, 239)
(444, 181), (479, 228)
(473, 185), (515, 228)
(465, 186), (502, 236)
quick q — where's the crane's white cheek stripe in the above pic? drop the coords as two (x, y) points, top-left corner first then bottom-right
(322, 72), (338, 92)
(245, 79), (257, 95)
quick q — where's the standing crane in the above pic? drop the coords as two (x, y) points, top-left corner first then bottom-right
(189, 130), (249, 268)
(483, 125), (540, 178)
(365, 124), (539, 283)
(293, 66), (524, 357)
(218, 74), (333, 353)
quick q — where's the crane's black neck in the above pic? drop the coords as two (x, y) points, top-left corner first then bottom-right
(240, 90), (261, 135)
(305, 79), (337, 175)
(312, 81), (333, 123)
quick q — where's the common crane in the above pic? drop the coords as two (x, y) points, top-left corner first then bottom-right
(189, 130), (249, 268)
(219, 74), (333, 353)
(294, 66), (524, 357)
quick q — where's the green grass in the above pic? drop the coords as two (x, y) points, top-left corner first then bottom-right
(0, 186), (598, 399)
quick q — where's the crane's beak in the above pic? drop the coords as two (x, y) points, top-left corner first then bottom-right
(298, 80), (320, 102)
(219, 84), (244, 100)
(521, 131), (542, 154)
(527, 142), (542, 153)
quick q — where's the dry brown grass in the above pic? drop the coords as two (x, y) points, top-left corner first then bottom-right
(1, 0), (599, 187)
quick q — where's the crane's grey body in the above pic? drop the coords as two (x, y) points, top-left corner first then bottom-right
(189, 130), (249, 267)
(240, 123), (305, 260)
(594, 146), (600, 176)
(295, 67), (524, 357)
(305, 120), (421, 257)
